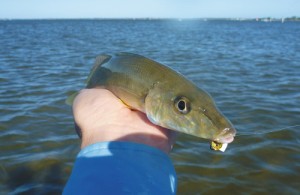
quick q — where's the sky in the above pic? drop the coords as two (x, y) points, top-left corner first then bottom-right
(0, 0), (299, 19)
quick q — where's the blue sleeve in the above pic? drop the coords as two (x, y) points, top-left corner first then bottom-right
(63, 141), (177, 195)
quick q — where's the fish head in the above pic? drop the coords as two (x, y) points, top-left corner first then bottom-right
(145, 83), (236, 144)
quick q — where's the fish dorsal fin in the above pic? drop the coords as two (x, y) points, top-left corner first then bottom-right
(86, 54), (112, 84)
(93, 54), (112, 72)
(66, 54), (112, 106)
(117, 52), (136, 56)
(117, 52), (143, 58)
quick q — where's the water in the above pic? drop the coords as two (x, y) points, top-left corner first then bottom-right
(0, 19), (299, 194)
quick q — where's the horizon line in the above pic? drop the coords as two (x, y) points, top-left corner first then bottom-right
(1, 16), (298, 20)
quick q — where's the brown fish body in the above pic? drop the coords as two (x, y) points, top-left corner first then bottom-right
(87, 53), (236, 144)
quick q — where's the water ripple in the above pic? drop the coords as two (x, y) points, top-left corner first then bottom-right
(1, 20), (300, 194)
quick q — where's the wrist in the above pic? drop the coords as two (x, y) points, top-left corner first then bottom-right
(80, 126), (173, 153)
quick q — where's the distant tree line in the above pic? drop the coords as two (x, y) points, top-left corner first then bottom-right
(285, 16), (300, 21)
(255, 16), (300, 22)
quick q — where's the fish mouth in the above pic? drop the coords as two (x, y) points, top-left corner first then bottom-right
(213, 128), (236, 144)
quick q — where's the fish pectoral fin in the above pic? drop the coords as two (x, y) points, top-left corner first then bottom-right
(144, 85), (165, 126)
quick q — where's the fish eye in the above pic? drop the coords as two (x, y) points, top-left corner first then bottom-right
(174, 96), (190, 114)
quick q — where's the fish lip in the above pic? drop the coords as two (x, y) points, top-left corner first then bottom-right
(214, 128), (236, 144)
(214, 135), (234, 144)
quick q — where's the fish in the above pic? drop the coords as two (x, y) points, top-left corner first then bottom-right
(72, 52), (236, 148)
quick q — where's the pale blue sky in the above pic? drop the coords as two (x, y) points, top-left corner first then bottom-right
(0, 0), (299, 19)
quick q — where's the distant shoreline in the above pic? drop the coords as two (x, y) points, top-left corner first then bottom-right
(0, 17), (299, 22)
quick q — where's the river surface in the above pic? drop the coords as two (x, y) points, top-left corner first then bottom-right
(0, 19), (299, 194)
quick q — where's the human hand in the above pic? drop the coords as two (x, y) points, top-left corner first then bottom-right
(72, 88), (176, 153)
